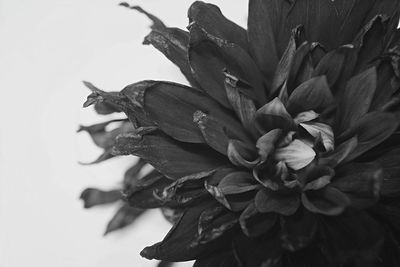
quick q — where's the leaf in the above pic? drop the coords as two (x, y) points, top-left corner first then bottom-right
(337, 67), (377, 133)
(80, 188), (121, 209)
(286, 76), (334, 116)
(112, 131), (229, 179)
(104, 204), (145, 235)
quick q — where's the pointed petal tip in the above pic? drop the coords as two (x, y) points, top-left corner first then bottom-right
(140, 246), (157, 260)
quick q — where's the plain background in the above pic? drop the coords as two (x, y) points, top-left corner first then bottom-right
(0, 0), (248, 266)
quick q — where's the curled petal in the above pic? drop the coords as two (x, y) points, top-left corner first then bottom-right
(302, 186), (351, 216)
(255, 188), (300, 216)
(255, 97), (295, 134)
(239, 203), (277, 237)
(227, 140), (259, 169)
(300, 122), (335, 151)
(275, 139), (316, 170)
(256, 129), (282, 162)
(218, 172), (260, 195)
(293, 110), (319, 124)
(320, 136), (358, 167)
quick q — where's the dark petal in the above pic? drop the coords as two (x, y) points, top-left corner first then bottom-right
(193, 250), (240, 267)
(140, 201), (228, 261)
(94, 100), (122, 115)
(78, 150), (114, 165)
(80, 188), (121, 209)
(218, 171), (260, 195)
(157, 261), (173, 267)
(255, 97), (296, 134)
(193, 111), (229, 155)
(286, 42), (313, 95)
(123, 158), (147, 188)
(104, 204), (145, 235)
(377, 147), (400, 196)
(371, 61), (399, 110)
(205, 181), (232, 210)
(302, 185), (351, 216)
(255, 188), (300, 216)
(234, 232), (282, 267)
(155, 170), (215, 207)
(224, 72), (257, 134)
(319, 210), (384, 265)
(123, 81), (244, 144)
(239, 203), (277, 237)
(189, 24), (266, 108)
(112, 131), (229, 179)
(345, 112), (399, 161)
(248, 0), (282, 80)
(280, 208), (317, 252)
(143, 28), (199, 87)
(353, 16), (388, 73)
(331, 162), (382, 208)
(286, 76), (334, 116)
(188, 1), (248, 49)
(336, 67), (377, 133)
(256, 129), (282, 162)
(124, 171), (171, 208)
(320, 136), (358, 167)
(313, 47), (347, 88)
(227, 139), (259, 169)
(78, 120), (131, 149)
(119, 3), (166, 31)
(193, 206), (238, 246)
(271, 26), (303, 96)
(161, 208), (183, 224)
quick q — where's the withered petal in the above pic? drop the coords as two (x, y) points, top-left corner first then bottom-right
(104, 204), (145, 235)
(80, 188), (121, 209)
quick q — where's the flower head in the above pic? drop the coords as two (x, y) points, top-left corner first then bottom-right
(81, 1), (400, 266)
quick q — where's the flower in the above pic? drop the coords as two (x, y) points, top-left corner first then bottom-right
(81, 1), (400, 266)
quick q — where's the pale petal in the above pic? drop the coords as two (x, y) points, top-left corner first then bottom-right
(275, 140), (316, 170)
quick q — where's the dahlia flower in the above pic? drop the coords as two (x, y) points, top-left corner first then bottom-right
(81, 1), (400, 266)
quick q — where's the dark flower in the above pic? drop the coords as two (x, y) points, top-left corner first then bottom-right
(81, 1), (400, 266)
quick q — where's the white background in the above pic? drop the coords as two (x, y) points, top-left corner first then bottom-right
(0, 0), (248, 266)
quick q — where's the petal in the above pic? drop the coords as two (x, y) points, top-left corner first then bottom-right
(104, 204), (145, 235)
(218, 172), (260, 195)
(271, 26), (303, 96)
(247, 0), (282, 80)
(319, 210), (383, 265)
(320, 136), (358, 167)
(80, 188), (121, 209)
(256, 129), (282, 162)
(123, 159), (147, 188)
(140, 201), (224, 261)
(224, 72), (257, 133)
(345, 112), (399, 161)
(188, 1), (248, 49)
(227, 140), (259, 169)
(286, 76), (334, 116)
(239, 203), (277, 237)
(286, 42), (314, 94)
(255, 188), (300, 216)
(188, 24), (266, 107)
(371, 61), (399, 110)
(300, 122), (335, 151)
(112, 131), (229, 179)
(377, 147), (400, 196)
(280, 208), (317, 251)
(123, 81), (245, 144)
(255, 97), (296, 134)
(293, 110), (319, 124)
(119, 3), (166, 30)
(143, 28), (199, 87)
(313, 47), (347, 87)
(331, 162), (382, 208)
(275, 139), (316, 170)
(336, 67), (377, 133)
(302, 186), (351, 216)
